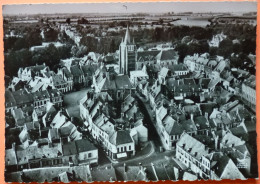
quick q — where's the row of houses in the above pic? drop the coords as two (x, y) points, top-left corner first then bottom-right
(80, 66), (148, 160)
(6, 102), (99, 173)
(14, 63), (98, 94)
(176, 132), (249, 180)
(5, 138), (98, 172)
(6, 88), (63, 121)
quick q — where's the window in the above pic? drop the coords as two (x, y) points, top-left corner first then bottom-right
(88, 152), (92, 158)
(129, 145), (131, 150)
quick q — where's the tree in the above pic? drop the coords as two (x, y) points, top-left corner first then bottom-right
(44, 28), (59, 42)
(175, 43), (189, 63)
(218, 38), (233, 58)
(66, 18), (71, 25)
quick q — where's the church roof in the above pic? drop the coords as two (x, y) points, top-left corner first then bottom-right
(124, 26), (131, 44)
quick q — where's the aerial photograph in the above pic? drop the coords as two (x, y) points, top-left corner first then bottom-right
(3, 1), (257, 182)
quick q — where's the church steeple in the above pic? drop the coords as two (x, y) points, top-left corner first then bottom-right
(124, 25), (131, 44)
(119, 25), (136, 75)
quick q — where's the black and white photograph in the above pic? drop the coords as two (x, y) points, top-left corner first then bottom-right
(3, 1), (258, 182)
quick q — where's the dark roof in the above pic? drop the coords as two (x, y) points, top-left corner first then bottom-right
(110, 130), (133, 145)
(52, 74), (66, 86)
(168, 64), (188, 72)
(91, 166), (117, 181)
(62, 68), (72, 78)
(32, 90), (50, 101)
(47, 88), (62, 98)
(194, 116), (210, 130)
(211, 154), (230, 178)
(156, 50), (178, 61)
(137, 50), (160, 61)
(75, 139), (97, 153)
(12, 90), (33, 106)
(70, 65), (83, 77)
(49, 128), (60, 140)
(62, 141), (77, 156)
(5, 89), (16, 108)
(81, 65), (98, 76)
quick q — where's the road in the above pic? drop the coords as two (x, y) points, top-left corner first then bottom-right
(63, 89), (176, 168)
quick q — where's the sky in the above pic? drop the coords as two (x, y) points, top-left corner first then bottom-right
(2, 1), (257, 15)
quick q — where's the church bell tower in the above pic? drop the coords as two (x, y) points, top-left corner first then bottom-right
(119, 26), (137, 75)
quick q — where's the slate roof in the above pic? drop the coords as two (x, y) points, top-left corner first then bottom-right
(75, 139), (97, 153)
(12, 90), (33, 106)
(156, 50), (178, 61)
(137, 50), (160, 62)
(164, 116), (183, 135)
(177, 133), (208, 160)
(5, 89), (17, 108)
(62, 141), (77, 156)
(32, 90), (50, 101)
(52, 74), (66, 86)
(109, 130), (133, 146)
(48, 128), (60, 141)
(70, 65), (83, 77)
(168, 64), (188, 72)
(194, 116), (210, 130)
(91, 166), (117, 181)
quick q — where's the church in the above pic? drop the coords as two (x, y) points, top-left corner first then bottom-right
(119, 26), (137, 75)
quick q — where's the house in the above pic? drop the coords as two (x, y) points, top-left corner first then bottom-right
(47, 89), (63, 107)
(51, 74), (68, 93)
(31, 90), (51, 115)
(93, 66), (134, 101)
(80, 64), (98, 87)
(130, 65), (149, 86)
(136, 50), (160, 70)
(176, 133), (210, 179)
(166, 78), (202, 101)
(156, 49), (179, 66)
(184, 53), (209, 72)
(207, 152), (245, 180)
(42, 103), (58, 127)
(57, 67), (73, 92)
(90, 165), (117, 181)
(75, 139), (98, 165)
(168, 64), (189, 76)
(11, 108), (32, 127)
(70, 65), (85, 87)
(18, 64), (49, 82)
(241, 75), (256, 110)
(5, 88), (17, 113)
(155, 105), (196, 150)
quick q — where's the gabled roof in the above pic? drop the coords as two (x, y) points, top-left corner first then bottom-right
(137, 50), (160, 62)
(52, 74), (66, 86)
(48, 128), (60, 141)
(177, 133), (208, 160)
(5, 89), (17, 108)
(109, 130), (133, 146)
(70, 65), (83, 77)
(5, 148), (17, 166)
(164, 116), (183, 135)
(62, 141), (77, 156)
(75, 139), (97, 153)
(156, 50), (178, 61)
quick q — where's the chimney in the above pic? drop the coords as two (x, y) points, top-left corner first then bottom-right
(12, 142), (16, 151)
(205, 112), (209, 120)
(139, 163), (142, 170)
(124, 163), (127, 173)
(190, 113), (194, 121)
